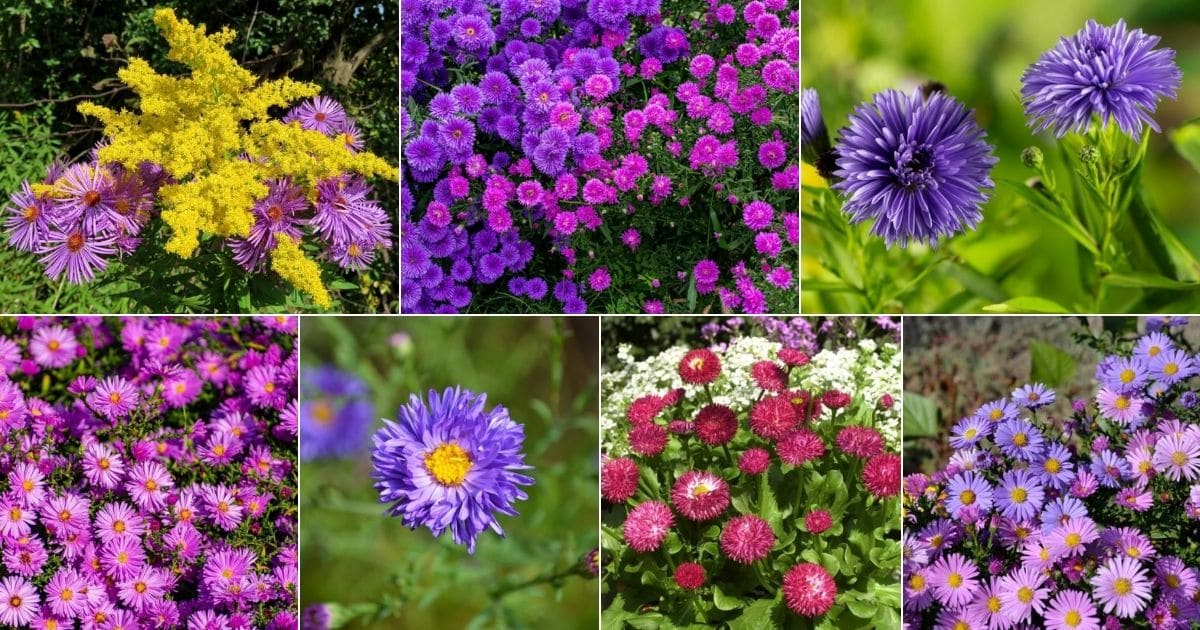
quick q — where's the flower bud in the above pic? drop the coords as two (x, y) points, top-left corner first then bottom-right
(1021, 146), (1043, 170)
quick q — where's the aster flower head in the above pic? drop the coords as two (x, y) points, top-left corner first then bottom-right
(783, 562), (837, 617)
(862, 452), (900, 498)
(371, 387), (534, 553)
(945, 471), (993, 520)
(929, 552), (979, 608)
(720, 514), (776, 564)
(624, 501), (673, 552)
(601, 457), (639, 503)
(1021, 19), (1182, 137)
(1013, 382), (1056, 409)
(1092, 555), (1152, 618)
(833, 89), (997, 247)
(1044, 589), (1099, 630)
(670, 470), (730, 521)
(693, 404), (738, 446)
(678, 348), (721, 384)
(674, 562), (706, 590)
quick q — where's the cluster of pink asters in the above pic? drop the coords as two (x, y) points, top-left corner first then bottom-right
(0, 316), (298, 628)
(602, 344), (900, 619)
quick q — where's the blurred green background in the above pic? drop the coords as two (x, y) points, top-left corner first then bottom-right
(801, 0), (1200, 312)
(299, 317), (599, 629)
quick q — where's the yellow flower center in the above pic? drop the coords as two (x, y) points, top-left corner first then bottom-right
(47, 340), (60, 351)
(213, 444), (226, 456)
(989, 409), (1002, 420)
(691, 483), (712, 497)
(988, 596), (1001, 613)
(1065, 610), (1082, 627)
(959, 490), (975, 505)
(1127, 546), (1140, 557)
(1012, 433), (1028, 447)
(1168, 574), (1181, 588)
(145, 480), (157, 491)
(114, 520), (125, 533)
(1149, 345), (1162, 357)
(135, 582), (147, 593)
(1166, 363), (1179, 375)
(1115, 396), (1130, 411)
(117, 551), (128, 564)
(8, 508), (20, 521)
(424, 443), (473, 486)
(1065, 532), (1081, 548)
(908, 574), (925, 590)
(9, 596), (19, 607)
(947, 573), (963, 588)
(1114, 578), (1132, 596)
(60, 589), (73, 601)
(1018, 586), (1034, 603)
(1045, 459), (1061, 473)
(263, 382), (275, 393)
(1010, 487), (1028, 503)
(21, 480), (32, 492)
(954, 623), (968, 630)
(99, 458), (110, 470)
(109, 392), (122, 403)
(312, 400), (335, 425)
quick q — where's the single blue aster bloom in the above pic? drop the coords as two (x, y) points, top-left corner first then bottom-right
(300, 366), (374, 460)
(800, 88), (830, 166)
(832, 89), (996, 247)
(372, 387), (534, 553)
(1021, 19), (1182, 138)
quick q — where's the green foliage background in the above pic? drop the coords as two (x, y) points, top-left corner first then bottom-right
(299, 316), (599, 629)
(801, 0), (1200, 313)
(0, 0), (398, 313)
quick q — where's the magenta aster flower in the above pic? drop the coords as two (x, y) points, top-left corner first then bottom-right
(720, 514), (776, 564)
(678, 349), (721, 384)
(82, 442), (125, 489)
(88, 376), (140, 419)
(601, 457), (639, 503)
(836, 426), (885, 458)
(862, 453), (900, 498)
(749, 395), (797, 440)
(738, 447), (771, 475)
(125, 460), (173, 511)
(670, 470), (730, 521)
(777, 428), (826, 466)
(286, 95), (347, 136)
(95, 501), (146, 544)
(693, 404), (738, 446)
(674, 562), (706, 590)
(624, 501), (674, 552)
(783, 563), (837, 617)
(628, 423), (668, 456)
(805, 510), (833, 534)
(1045, 589), (1100, 630)
(203, 485), (244, 531)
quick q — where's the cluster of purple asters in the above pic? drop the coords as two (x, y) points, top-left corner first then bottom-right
(401, 0), (799, 313)
(806, 18), (1181, 248)
(2, 96), (392, 287)
(298, 365), (374, 460)
(0, 316), (299, 628)
(904, 320), (1200, 630)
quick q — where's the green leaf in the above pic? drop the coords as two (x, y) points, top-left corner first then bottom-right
(1126, 192), (1200, 282)
(759, 473), (784, 534)
(1171, 122), (1200, 174)
(1000, 178), (1098, 255)
(983, 296), (1070, 313)
(1102, 272), (1199, 290)
(728, 597), (779, 630)
(713, 585), (743, 611)
(844, 597), (877, 620)
(1029, 341), (1076, 388)
(902, 392), (938, 438)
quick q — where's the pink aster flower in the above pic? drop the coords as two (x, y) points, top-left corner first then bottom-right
(674, 562), (706, 590)
(95, 502), (146, 544)
(749, 395), (797, 440)
(0, 500), (34, 538)
(125, 460), (173, 511)
(0, 576), (38, 626)
(101, 536), (146, 580)
(835, 426), (885, 459)
(29, 325), (78, 368)
(1092, 555), (1151, 618)
(783, 563), (837, 617)
(82, 442), (125, 489)
(44, 568), (86, 619)
(87, 375), (140, 419)
(40, 492), (89, 536)
(776, 428), (825, 466)
(670, 470), (730, 521)
(601, 457), (639, 503)
(738, 448), (772, 475)
(8, 461), (46, 507)
(118, 566), (169, 612)
(204, 485), (245, 531)
(720, 514), (776, 564)
(623, 501), (674, 552)
(805, 510), (833, 534)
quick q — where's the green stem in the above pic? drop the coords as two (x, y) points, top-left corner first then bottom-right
(49, 276), (67, 311)
(489, 564), (582, 600)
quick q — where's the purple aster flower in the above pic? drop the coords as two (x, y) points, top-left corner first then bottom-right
(801, 88), (831, 166)
(438, 117), (476, 154)
(945, 471), (993, 520)
(284, 96), (347, 136)
(1035, 442), (1076, 489)
(87, 376), (139, 419)
(833, 89), (996, 246)
(1047, 516), (1099, 558)
(1101, 356), (1150, 391)
(0, 576), (37, 626)
(997, 566), (1051, 624)
(372, 387), (534, 553)
(1013, 382), (1055, 409)
(621, 228), (641, 250)
(1155, 556), (1197, 600)
(1152, 433), (1200, 481)
(39, 227), (116, 284)
(1151, 348), (1194, 384)
(300, 365), (373, 460)
(742, 200), (774, 230)
(928, 552), (978, 608)
(976, 399), (1019, 423)
(54, 164), (115, 233)
(1135, 332), (1174, 360)
(1091, 449), (1131, 488)
(1092, 555), (1152, 618)
(3, 181), (53, 252)
(452, 14), (495, 52)
(1021, 19), (1182, 137)
(1096, 388), (1145, 425)
(1044, 590), (1099, 630)
(588, 267), (611, 292)
(996, 469), (1044, 522)
(995, 418), (1045, 462)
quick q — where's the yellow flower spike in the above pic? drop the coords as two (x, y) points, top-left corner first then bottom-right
(270, 235), (332, 309)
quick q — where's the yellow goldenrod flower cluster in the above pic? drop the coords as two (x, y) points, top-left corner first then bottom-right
(71, 8), (396, 307)
(270, 234), (331, 308)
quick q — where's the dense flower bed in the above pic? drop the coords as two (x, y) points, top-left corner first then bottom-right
(401, 0), (799, 313)
(0, 316), (298, 628)
(904, 319), (1200, 629)
(601, 324), (900, 627)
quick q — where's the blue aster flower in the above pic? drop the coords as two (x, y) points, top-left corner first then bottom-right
(1021, 19), (1182, 138)
(801, 88), (830, 166)
(832, 89), (996, 247)
(300, 366), (374, 460)
(372, 387), (534, 553)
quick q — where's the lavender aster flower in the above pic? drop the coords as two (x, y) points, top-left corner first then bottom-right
(1021, 19), (1182, 137)
(833, 89), (996, 246)
(372, 387), (534, 553)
